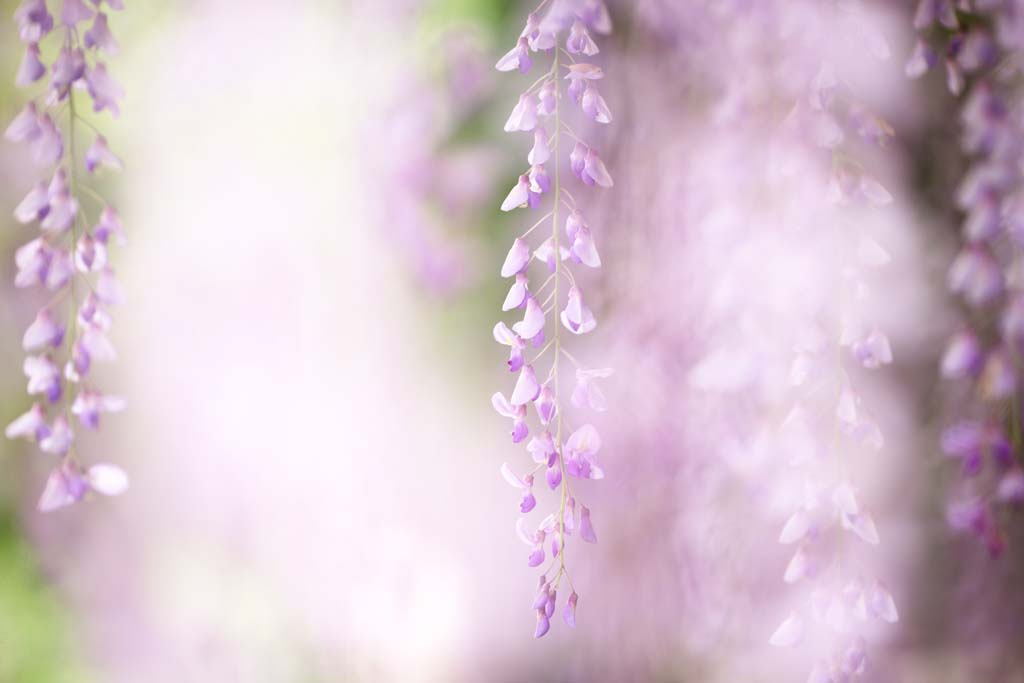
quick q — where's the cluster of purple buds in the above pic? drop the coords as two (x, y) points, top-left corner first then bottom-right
(911, 1), (1024, 556)
(769, 52), (899, 680)
(4, 0), (128, 512)
(491, 0), (613, 638)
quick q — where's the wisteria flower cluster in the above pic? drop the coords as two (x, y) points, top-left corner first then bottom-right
(909, 0), (1024, 556)
(491, 0), (613, 638)
(4, 0), (128, 512)
(768, 46), (899, 681)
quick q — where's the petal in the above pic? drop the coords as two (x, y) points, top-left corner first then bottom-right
(511, 365), (541, 406)
(769, 613), (804, 647)
(87, 463), (128, 496)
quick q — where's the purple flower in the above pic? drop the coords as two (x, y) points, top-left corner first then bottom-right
(4, 403), (48, 441)
(579, 505), (598, 543)
(851, 329), (893, 369)
(492, 392), (528, 444)
(5, 102), (42, 143)
(24, 354), (61, 403)
(566, 21), (599, 56)
(535, 384), (556, 425)
(61, 0), (95, 26)
(51, 45), (86, 98)
(14, 0), (54, 44)
(511, 365), (541, 406)
(565, 424), (604, 480)
(83, 12), (118, 53)
(560, 285), (596, 335)
(504, 93), (539, 133)
(571, 367), (611, 412)
(534, 237), (568, 273)
(581, 84), (612, 124)
(71, 390), (125, 429)
(22, 310), (65, 351)
(495, 37), (532, 74)
(501, 175), (532, 212)
(512, 296), (545, 342)
(528, 128), (550, 166)
(84, 135), (123, 173)
(16, 43), (46, 86)
(39, 415), (73, 455)
(94, 206), (126, 245)
(85, 62), (123, 115)
(37, 461), (128, 512)
(14, 181), (50, 224)
(948, 245), (1003, 306)
(503, 273), (530, 311)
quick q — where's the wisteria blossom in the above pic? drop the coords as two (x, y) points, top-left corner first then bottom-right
(908, 0), (1024, 557)
(4, 0), (129, 512)
(747, 9), (904, 679)
(492, 0), (613, 638)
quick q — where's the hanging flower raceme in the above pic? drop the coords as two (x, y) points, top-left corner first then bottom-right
(491, 0), (613, 638)
(768, 42), (899, 679)
(4, 0), (129, 512)
(909, 0), (1024, 557)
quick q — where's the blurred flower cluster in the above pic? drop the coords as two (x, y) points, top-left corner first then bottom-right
(4, 0), (128, 511)
(912, 0), (1024, 556)
(491, 0), (614, 639)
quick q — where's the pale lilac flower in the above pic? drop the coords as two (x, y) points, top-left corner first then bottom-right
(493, 321), (526, 373)
(566, 21), (598, 56)
(85, 135), (123, 172)
(4, 102), (42, 142)
(24, 354), (61, 402)
(71, 390), (125, 429)
(581, 84), (612, 124)
(492, 392), (528, 444)
(37, 461), (127, 512)
(84, 62), (123, 115)
(4, 403), (48, 441)
(83, 12), (118, 53)
(94, 206), (125, 245)
(947, 245), (1003, 306)
(14, 0), (53, 44)
(40, 190), (78, 233)
(560, 285), (596, 335)
(851, 329), (893, 369)
(501, 175), (532, 212)
(501, 237), (530, 277)
(534, 237), (569, 273)
(51, 45), (86, 98)
(33, 114), (64, 165)
(501, 463), (537, 513)
(571, 367), (611, 412)
(22, 309), (65, 351)
(503, 273), (530, 311)
(16, 43), (46, 86)
(14, 237), (50, 288)
(769, 613), (805, 647)
(504, 93), (539, 132)
(579, 505), (597, 543)
(75, 233), (107, 272)
(61, 0), (95, 26)
(941, 330), (983, 378)
(583, 148), (613, 188)
(511, 364), (541, 406)
(512, 296), (545, 342)
(495, 37), (532, 73)
(45, 249), (73, 290)
(528, 128), (550, 166)
(535, 384), (556, 425)
(14, 181), (50, 224)
(39, 415), (72, 455)
(565, 424), (604, 480)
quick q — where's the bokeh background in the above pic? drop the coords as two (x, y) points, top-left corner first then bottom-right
(0, 0), (1022, 681)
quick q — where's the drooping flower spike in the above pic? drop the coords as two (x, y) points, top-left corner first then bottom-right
(766, 12), (899, 678)
(491, 0), (614, 638)
(5, 0), (129, 512)
(908, 0), (1024, 557)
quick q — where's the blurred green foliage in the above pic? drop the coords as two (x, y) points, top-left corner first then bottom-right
(0, 510), (92, 683)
